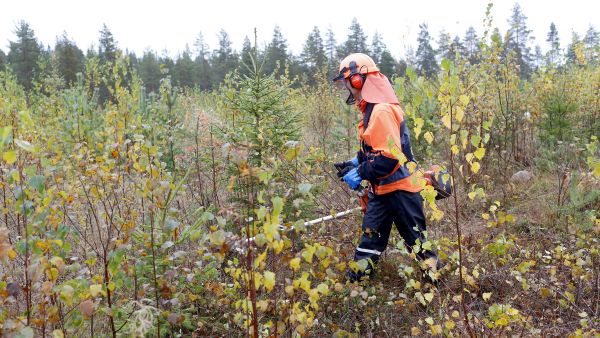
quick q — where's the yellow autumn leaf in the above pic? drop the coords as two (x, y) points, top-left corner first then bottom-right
(3, 151), (16, 165)
(459, 94), (470, 106)
(90, 284), (103, 298)
(455, 107), (464, 122)
(289, 257), (301, 272)
(482, 292), (492, 301)
(474, 147), (486, 160)
(451, 145), (459, 155)
(430, 324), (443, 335)
(442, 114), (451, 129)
(471, 161), (481, 173)
(8, 249), (17, 260)
(316, 283), (329, 296)
(411, 327), (421, 336)
(413, 117), (424, 139)
(424, 131), (434, 144)
(263, 270), (275, 292)
(445, 320), (456, 330)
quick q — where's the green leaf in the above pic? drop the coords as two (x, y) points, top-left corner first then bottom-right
(28, 175), (45, 192)
(0, 126), (12, 146)
(441, 59), (452, 72)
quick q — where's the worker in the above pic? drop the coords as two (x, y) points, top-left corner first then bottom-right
(332, 53), (442, 283)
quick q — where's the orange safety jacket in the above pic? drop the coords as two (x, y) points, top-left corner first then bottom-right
(356, 101), (423, 195)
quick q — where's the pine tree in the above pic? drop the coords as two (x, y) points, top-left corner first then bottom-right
(97, 24), (120, 103)
(7, 21), (42, 91)
(264, 26), (289, 77)
(415, 23), (438, 79)
(211, 29), (238, 85)
(546, 23), (560, 66)
(54, 32), (85, 86)
(174, 45), (196, 88)
(370, 31), (385, 64)
(437, 30), (452, 61)
(369, 32), (396, 77)
(194, 32), (212, 90)
(533, 45), (543, 69)
(221, 49), (301, 167)
(451, 35), (466, 61)
(506, 3), (533, 78)
(0, 49), (6, 70)
(325, 27), (337, 65)
(463, 26), (480, 64)
(337, 18), (369, 58)
(378, 50), (397, 78)
(566, 31), (582, 65)
(137, 50), (162, 93)
(301, 26), (326, 84)
(239, 36), (254, 78)
(98, 24), (117, 66)
(583, 25), (599, 62)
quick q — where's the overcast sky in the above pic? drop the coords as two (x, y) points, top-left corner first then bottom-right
(1, 0), (599, 59)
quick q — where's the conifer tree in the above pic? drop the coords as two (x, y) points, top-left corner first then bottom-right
(301, 26), (327, 84)
(437, 30), (453, 61)
(8, 21), (42, 91)
(546, 23), (561, 66)
(174, 45), (196, 88)
(0, 49), (6, 70)
(337, 18), (369, 58)
(463, 26), (480, 64)
(264, 26), (289, 77)
(415, 23), (438, 79)
(137, 50), (161, 93)
(566, 31), (582, 65)
(325, 27), (337, 65)
(211, 29), (238, 85)
(583, 25), (599, 62)
(54, 32), (85, 86)
(194, 32), (212, 90)
(506, 3), (533, 78)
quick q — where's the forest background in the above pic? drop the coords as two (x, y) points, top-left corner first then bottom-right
(0, 2), (599, 337)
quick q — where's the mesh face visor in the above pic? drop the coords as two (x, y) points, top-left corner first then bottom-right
(333, 68), (356, 105)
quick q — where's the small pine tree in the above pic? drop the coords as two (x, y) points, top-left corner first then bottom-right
(221, 48), (301, 167)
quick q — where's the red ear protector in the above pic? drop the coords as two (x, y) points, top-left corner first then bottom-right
(348, 60), (366, 89)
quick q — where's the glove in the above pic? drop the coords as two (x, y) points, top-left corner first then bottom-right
(334, 156), (359, 176)
(342, 167), (362, 190)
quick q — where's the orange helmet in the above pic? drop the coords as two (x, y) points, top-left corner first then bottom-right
(333, 53), (399, 105)
(332, 53), (379, 84)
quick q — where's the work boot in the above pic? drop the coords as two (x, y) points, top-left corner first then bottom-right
(347, 267), (374, 283)
(420, 258), (444, 287)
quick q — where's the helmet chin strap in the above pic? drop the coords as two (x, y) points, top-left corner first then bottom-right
(345, 92), (356, 105)
(344, 80), (356, 105)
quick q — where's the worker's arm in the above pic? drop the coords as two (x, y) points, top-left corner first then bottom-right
(357, 107), (403, 181)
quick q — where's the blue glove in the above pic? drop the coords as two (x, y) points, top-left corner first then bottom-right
(349, 156), (359, 167)
(342, 167), (362, 190)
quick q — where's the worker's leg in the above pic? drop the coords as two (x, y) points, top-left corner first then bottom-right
(349, 193), (394, 281)
(391, 190), (439, 263)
